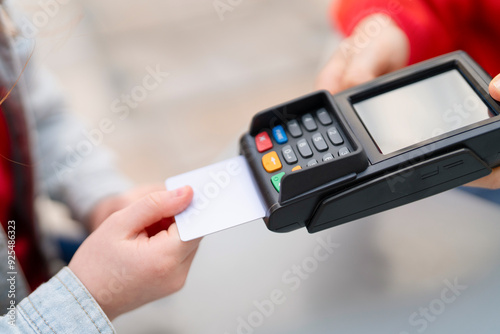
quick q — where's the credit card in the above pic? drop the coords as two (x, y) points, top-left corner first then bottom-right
(166, 156), (267, 241)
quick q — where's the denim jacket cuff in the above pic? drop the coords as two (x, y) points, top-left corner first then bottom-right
(17, 267), (115, 333)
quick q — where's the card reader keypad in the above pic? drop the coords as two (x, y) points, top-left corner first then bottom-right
(272, 125), (288, 144)
(338, 147), (350, 157)
(312, 133), (328, 152)
(307, 159), (319, 167)
(287, 120), (303, 138)
(301, 113), (318, 131)
(323, 153), (334, 162)
(327, 127), (343, 145)
(282, 145), (298, 164)
(256, 131), (273, 153)
(316, 108), (333, 125)
(297, 139), (313, 158)
(254, 108), (355, 193)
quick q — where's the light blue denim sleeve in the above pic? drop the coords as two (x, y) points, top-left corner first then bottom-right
(0, 267), (116, 333)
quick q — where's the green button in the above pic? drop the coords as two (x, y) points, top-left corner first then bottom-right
(271, 172), (285, 192)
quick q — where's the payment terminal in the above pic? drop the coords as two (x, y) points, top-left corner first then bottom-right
(240, 51), (500, 234)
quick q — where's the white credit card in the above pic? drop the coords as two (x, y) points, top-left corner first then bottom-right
(165, 156), (267, 241)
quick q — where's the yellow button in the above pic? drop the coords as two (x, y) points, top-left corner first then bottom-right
(292, 166), (302, 172)
(262, 151), (282, 173)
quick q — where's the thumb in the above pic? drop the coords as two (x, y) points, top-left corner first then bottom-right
(315, 48), (348, 94)
(340, 51), (378, 91)
(489, 74), (500, 101)
(112, 186), (193, 237)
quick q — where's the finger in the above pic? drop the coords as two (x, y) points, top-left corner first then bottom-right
(489, 74), (500, 101)
(340, 41), (400, 90)
(166, 222), (202, 258)
(465, 167), (500, 190)
(340, 22), (409, 91)
(150, 222), (202, 263)
(145, 217), (175, 237)
(340, 51), (378, 90)
(176, 246), (199, 278)
(112, 186), (193, 236)
(183, 244), (199, 267)
(315, 48), (349, 94)
(129, 183), (167, 198)
(177, 244), (200, 270)
(164, 247), (200, 293)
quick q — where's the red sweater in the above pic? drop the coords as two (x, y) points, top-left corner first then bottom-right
(1, 96), (49, 291)
(333, 0), (500, 77)
(0, 105), (13, 228)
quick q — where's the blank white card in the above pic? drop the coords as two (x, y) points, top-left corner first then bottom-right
(165, 156), (267, 241)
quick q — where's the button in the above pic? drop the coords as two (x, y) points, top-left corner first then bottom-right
(272, 125), (288, 144)
(255, 131), (273, 153)
(338, 147), (350, 157)
(316, 108), (333, 125)
(301, 113), (317, 131)
(312, 133), (328, 152)
(262, 151), (282, 173)
(327, 127), (344, 145)
(271, 172), (285, 192)
(307, 159), (318, 167)
(292, 166), (302, 172)
(281, 145), (298, 164)
(322, 153), (334, 162)
(297, 139), (313, 158)
(287, 120), (303, 138)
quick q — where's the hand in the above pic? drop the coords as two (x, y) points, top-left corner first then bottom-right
(69, 186), (201, 320)
(89, 183), (166, 231)
(466, 74), (500, 189)
(317, 14), (500, 190)
(316, 14), (410, 94)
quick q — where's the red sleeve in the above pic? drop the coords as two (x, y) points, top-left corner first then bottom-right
(331, 0), (477, 65)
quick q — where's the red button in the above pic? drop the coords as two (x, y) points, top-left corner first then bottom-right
(255, 131), (273, 153)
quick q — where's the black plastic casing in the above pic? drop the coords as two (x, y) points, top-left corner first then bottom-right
(240, 51), (500, 234)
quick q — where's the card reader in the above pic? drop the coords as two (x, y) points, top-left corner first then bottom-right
(240, 51), (500, 234)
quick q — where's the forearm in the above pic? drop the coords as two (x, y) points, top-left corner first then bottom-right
(0, 267), (115, 333)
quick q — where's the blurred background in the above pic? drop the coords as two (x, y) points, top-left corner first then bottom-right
(16, 0), (500, 333)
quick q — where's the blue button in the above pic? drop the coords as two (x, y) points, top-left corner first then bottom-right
(272, 125), (288, 144)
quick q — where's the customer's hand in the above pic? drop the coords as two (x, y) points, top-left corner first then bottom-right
(69, 186), (201, 320)
(466, 74), (500, 189)
(89, 183), (165, 231)
(316, 14), (409, 94)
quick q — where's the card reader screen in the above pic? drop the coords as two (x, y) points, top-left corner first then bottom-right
(353, 70), (493, 155)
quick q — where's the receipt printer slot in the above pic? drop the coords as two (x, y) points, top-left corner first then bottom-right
(307, 148), (491, 233)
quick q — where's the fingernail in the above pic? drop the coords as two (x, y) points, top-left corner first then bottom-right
(174, 186), (187, 197)
(494, 79), (500, 90)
